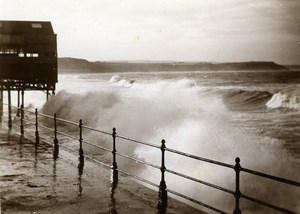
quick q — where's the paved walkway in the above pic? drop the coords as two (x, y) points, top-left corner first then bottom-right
(0, 126), (204, 214)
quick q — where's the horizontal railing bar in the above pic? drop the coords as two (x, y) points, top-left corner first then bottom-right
(241, 167), (300, 187)
(168, 189), (228, 214)
(56, 130), (78, 141)
(38, 112), (54, 119)
(165, 148), (234, 169)
(39, 115), (78, 129)
(22, 108), (35, 114)
(165, 168), (234, 195)
(241, 193), (297, 214)
(58, 143), (78, 154)
(39, 124), (54, 132)
(56, 117), (78, 126)
(85, 155), (112, 169)
(118, 168), (159, 188)
(116, 152), (161, 170)
(37, 136), (53, 147)
(82, 125), (111, 136)
(22, 118), (35, 125)
(82, 140), (111, 153)
(116, 134), (160, 149)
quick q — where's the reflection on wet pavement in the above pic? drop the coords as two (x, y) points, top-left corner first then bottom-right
(0, 128), (202, 213)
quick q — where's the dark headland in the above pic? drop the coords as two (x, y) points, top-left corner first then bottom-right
(58, 57), (288, 73)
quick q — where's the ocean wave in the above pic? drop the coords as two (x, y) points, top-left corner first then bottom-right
(221, 89), (273, 110)
(109, 75), (135, 87)
(266, 86), (300, 110)
(266, 92), (300, 110)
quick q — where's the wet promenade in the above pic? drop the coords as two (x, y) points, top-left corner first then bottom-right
(0, 127), (203, 214)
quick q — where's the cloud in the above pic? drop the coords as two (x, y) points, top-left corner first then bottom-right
(0, 0), (299, 63)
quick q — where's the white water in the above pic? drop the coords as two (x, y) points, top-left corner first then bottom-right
(7, 73), (299, 213)
(266, 85), (300, 110)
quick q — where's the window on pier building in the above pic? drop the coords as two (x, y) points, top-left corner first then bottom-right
(31, 23), (42, 28)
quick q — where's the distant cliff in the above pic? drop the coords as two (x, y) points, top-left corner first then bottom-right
(58, 57), (288, 73)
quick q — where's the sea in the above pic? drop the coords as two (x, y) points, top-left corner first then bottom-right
(6, 69), (300, 213)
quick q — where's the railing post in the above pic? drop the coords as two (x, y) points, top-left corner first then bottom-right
(35, 108), (39, 145)
(158, 139), (168, 213)
(112, 128), (118, 185)
(53, 113), (59, 159)
(78, 119), (84, 167)
(20, 104), (24, 135)
(233, 157), (242, 214)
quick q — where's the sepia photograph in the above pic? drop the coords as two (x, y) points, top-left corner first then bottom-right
(0, 1), (299, 213)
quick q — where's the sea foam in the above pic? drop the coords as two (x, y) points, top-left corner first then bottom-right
(38, 75), (299, 213)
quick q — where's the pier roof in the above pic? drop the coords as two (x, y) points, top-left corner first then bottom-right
(0, 20), (55, 35)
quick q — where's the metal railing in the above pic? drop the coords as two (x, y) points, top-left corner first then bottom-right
(0, 102), (299, 214)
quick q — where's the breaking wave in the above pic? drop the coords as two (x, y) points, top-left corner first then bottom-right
(39, 77), (299, 213)
(109, 75), (135, 87)
(266, 86), (300, 110)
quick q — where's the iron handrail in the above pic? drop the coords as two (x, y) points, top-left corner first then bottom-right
(58, 143), (77, 154)
(4, 103), (34, 114)
(118, 168), (159, 188)
(116, 151), (161, 170)
(240, 193), (297, 214)
(85, 155), (112, 169)
(38, 112), (54, 119)
(22, 118), (35, 125)
(83, 124), (111, 136)
(39, 124), (54, 132)
(165, 168), (234, 195)
(165, 147), (234, 169)
(56, 130), (78, 141)
(82, 139), (111, 153)
(1, 102), (299, 214)
(116, 134), (160, 149)
(56, 117), (78, 126)
(241, 167), (300, 187)
(22, 108), (35, 114)
(3, 104), (300, 188)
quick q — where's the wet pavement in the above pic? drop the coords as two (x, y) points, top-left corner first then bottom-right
(0, 126), (203, 214)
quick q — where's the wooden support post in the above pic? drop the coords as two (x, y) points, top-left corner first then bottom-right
(53, 113), (59, 159)
(17, 90), (20, 117)
(0, 86), (3, 123)
(233, 157), (242, 214)
(20, 90), (24, 135)
(78, 119), (84, 167)
(112, 128), (118, 186)
(46, 89), (49, 101)
(21, 90), (24, 108)
(158, 139), (168, 213)
(35, 108), (39, 145)
(8, 87), (12, 129)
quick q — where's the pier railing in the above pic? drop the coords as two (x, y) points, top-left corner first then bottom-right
(0, 102), (299, 214)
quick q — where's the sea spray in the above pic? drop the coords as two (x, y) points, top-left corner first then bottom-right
(38, 74), (299, 213)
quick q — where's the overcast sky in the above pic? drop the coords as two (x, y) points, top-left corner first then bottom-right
(1, 0), (299, 64)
